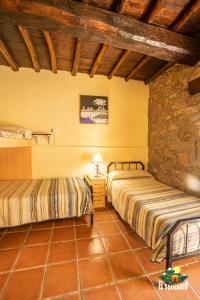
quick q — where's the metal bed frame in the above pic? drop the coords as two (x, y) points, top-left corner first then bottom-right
(166, 216), (200, 269)
(107, 161), (200, 269)
(107, 161), (145, 173)
(84, 178), (94, 225)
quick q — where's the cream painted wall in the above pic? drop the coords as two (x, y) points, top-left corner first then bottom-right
(0, 67), (149, 178)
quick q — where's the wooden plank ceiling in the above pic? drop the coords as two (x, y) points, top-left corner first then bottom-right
(0, 0), (200, 83)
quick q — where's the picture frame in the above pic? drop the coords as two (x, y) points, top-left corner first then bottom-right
(80, 95), (108, 124)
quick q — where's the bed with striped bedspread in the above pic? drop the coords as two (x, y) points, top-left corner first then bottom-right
(107, 171), (200, 262)
(0, 177), (93, 228)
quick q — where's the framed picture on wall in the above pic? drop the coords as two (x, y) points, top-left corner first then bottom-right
(80, 95), (108, 124)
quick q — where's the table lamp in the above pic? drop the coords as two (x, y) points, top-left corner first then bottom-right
(92, 153), (103, 177)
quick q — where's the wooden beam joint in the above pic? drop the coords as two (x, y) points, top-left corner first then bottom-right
(43, 31), (57, 73)
(125, 56), (151, 81)
(72, 38), (82, 76)
(0, 38), (18, 71)
(90, 44), (108, 78)
(108, 49), (130, 79)
(18, 25), (40, 72)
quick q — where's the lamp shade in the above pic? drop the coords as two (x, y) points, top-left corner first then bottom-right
(92, 153), (103, 163)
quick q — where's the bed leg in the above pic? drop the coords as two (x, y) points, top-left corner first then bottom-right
(166, 233), (173, 270)
(90, 214), (94, 226)
(166, 258), (172, 270)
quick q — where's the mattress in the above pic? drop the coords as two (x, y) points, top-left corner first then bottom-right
(0, 177), (93, 227)
(107, 170), (200, 262)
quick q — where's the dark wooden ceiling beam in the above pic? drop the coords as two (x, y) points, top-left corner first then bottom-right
(108, 49), (130, 79)
(189, 76), (200, 95)
(72, 38), (82, 76)
(18, 25), (40, 72)
(145, 62), (173, 84)
(171, 0), (200, 32)
(125, 56), (151, 81)
(0, 38), (18, 71)
(109, 1), (130, 79)
(43, 31), (57, 73)
(145, 0), (200, 83)
(125, 0), (159, 81)
(114, 0), (157, 80)
(82, 0), (90, 3)
(90, 44), (108, 78)
(0, 0), (199, 65)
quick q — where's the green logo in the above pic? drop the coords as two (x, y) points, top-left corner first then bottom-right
(160, 266), (188, 285)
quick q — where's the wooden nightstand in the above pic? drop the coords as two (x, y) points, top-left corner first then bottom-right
(85, 175), (105, 208)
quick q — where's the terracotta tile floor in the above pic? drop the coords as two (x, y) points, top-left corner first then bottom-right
(0, 208), (200, 299)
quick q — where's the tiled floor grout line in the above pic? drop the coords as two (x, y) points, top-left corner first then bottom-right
(188, 284), (200, 299)
(0, 239), (199, 282)
(2, 213), (200, 299)
(118, 222), (200, 299)
(74, 225), (82, 300)
(96, 221), (124, 300)
(0, 250), (157, 275)
(147, 275), (163, 300)
(81, 282), (117, 294)
(0, 223), (33, 299)
(115, 216), (200, 299)
(180, 262), (200, 299)
(115, 219), (164, 300)
(79, 274), (150, 293)
(0, 238), (160, 262)
(47, 291), (80, 300)
(0, 237), (148, 253)
(38, 221), (54, 300)
(0, 216), (119, 234)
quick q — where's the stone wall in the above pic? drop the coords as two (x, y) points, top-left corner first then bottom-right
(148, 63), (200, 195)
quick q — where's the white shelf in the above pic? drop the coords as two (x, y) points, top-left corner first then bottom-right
(32, 133), (53, 144)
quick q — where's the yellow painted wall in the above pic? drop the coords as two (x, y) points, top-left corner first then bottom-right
(0, 67), (149, 178)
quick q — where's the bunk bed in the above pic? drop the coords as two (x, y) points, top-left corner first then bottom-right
(0, 126), (32, 140)
(107, 161), (200, 269)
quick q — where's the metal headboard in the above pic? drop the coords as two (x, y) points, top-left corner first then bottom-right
(107, 161), (145, 173)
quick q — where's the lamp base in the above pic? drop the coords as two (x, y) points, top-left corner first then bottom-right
(94, 163), (102, 178)
(94, 174), (102, 178)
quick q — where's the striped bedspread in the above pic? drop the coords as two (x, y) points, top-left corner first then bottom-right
(108, 171), (200, 262)
(0, 177), (93, 228)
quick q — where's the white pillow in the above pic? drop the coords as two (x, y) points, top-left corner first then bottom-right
(107, 170), (153, 181)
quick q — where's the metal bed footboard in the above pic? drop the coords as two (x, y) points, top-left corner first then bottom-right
(84, 177), (94, 225)
(166, 216), (200, 269)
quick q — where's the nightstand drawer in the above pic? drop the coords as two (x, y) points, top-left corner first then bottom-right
(93, 193), (105, 198)
(93, 194), (105, 201)
(93, 186), (105, 193)
(93, 199), (105, 208)
(91, 179), (104, 185)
